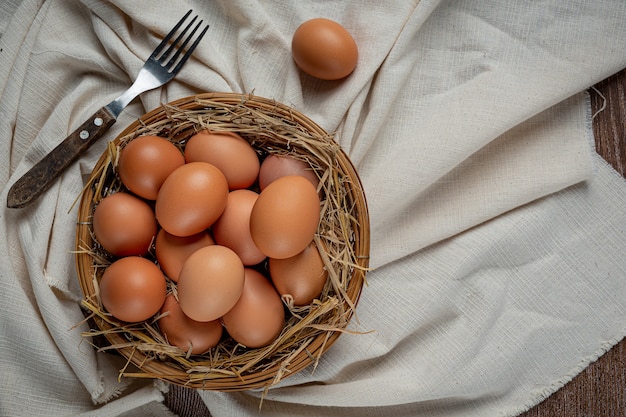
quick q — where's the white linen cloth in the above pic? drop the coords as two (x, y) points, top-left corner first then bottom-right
(1, 0), (625, 416)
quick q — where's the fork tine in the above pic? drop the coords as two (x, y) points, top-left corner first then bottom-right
(163, 17), (201, 68)
(158, 15), (197, 63)
(151, 9), (193, 59)
(171, 23), (209, 74)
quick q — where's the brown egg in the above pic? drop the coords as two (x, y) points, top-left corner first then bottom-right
(250, 175), (320, 259)
(177, 245), (245, 322)
(158, 294), (223, 355)
(291, 18), (358, 80)
(222, 268), (285, 348)
(185, 130), (260, 190)
(258, 154), (319, 191)
(212, 189), (266, 266)
(92, 192), (157, 257)
(99, 256), (167, 323)
(154, 229), (214, 282)
(155, 162), (228, 237)
(117, 135), (185, 200)
(269, 242), (328, 306)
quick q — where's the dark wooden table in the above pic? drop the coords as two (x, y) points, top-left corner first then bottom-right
(164, 69), (626, 417)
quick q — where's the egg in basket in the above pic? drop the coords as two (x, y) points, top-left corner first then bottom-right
(75, 92), (369, 391)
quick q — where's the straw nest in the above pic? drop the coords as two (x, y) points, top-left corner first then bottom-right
(75, 92), (370, 391)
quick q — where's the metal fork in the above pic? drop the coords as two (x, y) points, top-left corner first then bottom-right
(7, 10), (209, 209)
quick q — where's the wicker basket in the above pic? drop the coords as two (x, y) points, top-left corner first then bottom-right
(75, 92), (370, 391)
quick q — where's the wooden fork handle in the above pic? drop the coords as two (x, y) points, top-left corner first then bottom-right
(6, 107), (116, 209)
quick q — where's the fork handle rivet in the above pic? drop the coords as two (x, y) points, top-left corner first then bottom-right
(79, 130), (89, 140)
(94, 117), (104, 126)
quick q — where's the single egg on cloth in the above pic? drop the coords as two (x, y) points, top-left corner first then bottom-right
(92, 192), (157, 257)
(221, 268), (285, 348)
(177, 245), (245, 322)
(155, 162), (229, 237)
(155, 229), (215, 282)
(158, 294), (223, 355)
(117, 135), (185, 200)
(99, 256), (167, 323)
(269, 241), (328, 306)
(291, 17), (358, 80)
(212, 189), (266, 266)
(250, 175), (321, 259)
(184, 130), (260, 190)
(258, 154), (320, 191)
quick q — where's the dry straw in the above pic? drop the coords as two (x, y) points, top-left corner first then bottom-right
(75, 92), (370, 391)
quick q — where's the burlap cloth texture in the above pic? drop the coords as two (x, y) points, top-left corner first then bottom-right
(1, 1), (625, 416)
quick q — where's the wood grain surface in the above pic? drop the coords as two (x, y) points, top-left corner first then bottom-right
(164, 69), (626, 416)
(591, 70), (626, 177)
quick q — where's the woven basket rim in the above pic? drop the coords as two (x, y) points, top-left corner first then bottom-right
(75, 92), (370, 391)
